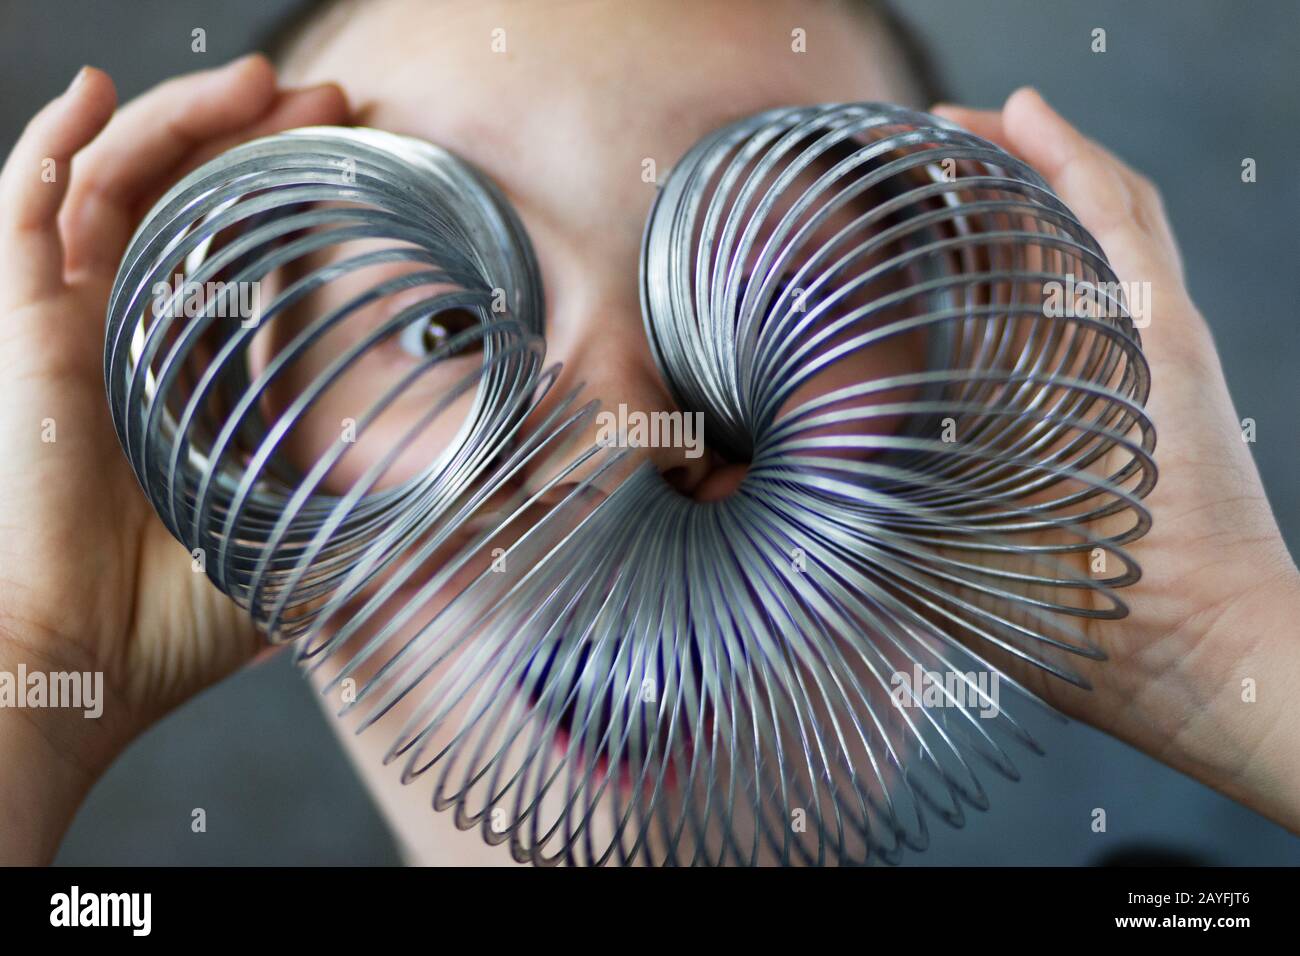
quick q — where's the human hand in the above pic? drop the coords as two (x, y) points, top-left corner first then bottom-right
(0, 56), (348, 863)
(933, 87), (1300, 831)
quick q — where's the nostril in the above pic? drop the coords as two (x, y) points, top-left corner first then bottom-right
(692, 461), (749, 502)
(655, 444), (750, 501)
(661, 466), (692, 494)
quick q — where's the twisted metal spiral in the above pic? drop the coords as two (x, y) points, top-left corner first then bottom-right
(105, 105), (1155, 865)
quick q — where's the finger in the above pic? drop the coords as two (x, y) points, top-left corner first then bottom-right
(930, 103), (1011, 152)
(180, 82), (348, 174)
(60, 53), (278, 280)
(0, 66), (116, 304)
(133, 82), (350, 218)
(999, 87), (1183, 282)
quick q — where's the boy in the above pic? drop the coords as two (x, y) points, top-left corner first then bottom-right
(1, 0), (1296, 864)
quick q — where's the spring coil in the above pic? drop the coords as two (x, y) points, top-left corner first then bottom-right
(105, 105), (1155, 865)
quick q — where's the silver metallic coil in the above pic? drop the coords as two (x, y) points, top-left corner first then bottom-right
(105, 105), (1156, 865)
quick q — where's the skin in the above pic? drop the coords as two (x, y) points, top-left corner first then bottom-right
(0, 0), (1296, 865)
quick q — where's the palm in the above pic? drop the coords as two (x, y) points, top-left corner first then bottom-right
(0, 60), (348, 750)
(928, 92), (1298, 789)
(0, 285), (259, 734)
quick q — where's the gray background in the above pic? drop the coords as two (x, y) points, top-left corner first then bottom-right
(1, 0), (1293, 865)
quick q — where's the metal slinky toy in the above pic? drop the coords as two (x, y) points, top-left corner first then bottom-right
(104, 104), (1156, 865)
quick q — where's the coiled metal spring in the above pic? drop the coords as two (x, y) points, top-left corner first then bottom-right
(105, 104), (1155, 865)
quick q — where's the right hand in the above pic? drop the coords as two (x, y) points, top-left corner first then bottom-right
(0, 56), (348, 862)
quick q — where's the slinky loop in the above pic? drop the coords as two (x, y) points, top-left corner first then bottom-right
(105, 106), (1156, 865)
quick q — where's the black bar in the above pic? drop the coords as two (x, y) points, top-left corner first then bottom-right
(0, 865), (1285, 941)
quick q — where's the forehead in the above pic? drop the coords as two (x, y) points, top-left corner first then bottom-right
(283, 0), (907, 229)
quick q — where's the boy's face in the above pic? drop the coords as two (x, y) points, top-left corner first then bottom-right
(272, 0), (923, 863)
(276, 0), (921, 501)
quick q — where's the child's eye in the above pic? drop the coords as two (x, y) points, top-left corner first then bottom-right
(397, 307), (484, 358)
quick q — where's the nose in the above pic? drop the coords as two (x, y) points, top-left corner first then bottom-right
(511, 292), (743, 503)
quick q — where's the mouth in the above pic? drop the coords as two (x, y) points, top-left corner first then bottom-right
(521, 630), (713, 799)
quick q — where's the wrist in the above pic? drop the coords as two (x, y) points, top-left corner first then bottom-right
(1170, 568), (1300, 832)
(1214, 571), (1300, 831)
(0, 625), (126, 863)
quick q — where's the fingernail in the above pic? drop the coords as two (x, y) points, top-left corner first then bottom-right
(1011, 86), (1044, 108)
(227, 51), (266, 71)
(64, 66), (90, 96)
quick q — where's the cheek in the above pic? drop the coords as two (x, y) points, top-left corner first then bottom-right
(769, 230), (931, 456)
(778, 323), (928, 448)
(271, 360), (483, 495)
(249, 254), (491, 496)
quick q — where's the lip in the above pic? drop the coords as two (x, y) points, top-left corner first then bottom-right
(524, 634), (714, 802)
(322, 457), (641, 779)
(547, 714), (691, 798)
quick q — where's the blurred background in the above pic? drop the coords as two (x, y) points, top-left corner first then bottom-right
(1, 0), (1294, 864)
